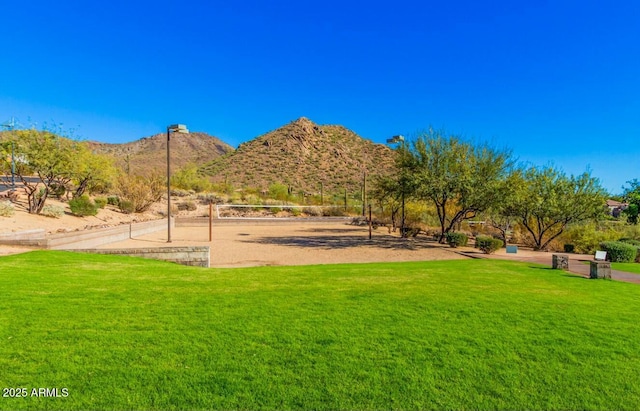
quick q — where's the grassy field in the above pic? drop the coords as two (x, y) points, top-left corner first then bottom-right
(0, 251), (639, 410)
(611, 262), (640, 274)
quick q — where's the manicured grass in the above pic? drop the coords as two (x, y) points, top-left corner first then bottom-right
(1, 251), (639, 410)
(611, 262), (640, 274)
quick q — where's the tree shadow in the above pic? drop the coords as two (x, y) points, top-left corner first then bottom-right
(240, 234), (442, 251)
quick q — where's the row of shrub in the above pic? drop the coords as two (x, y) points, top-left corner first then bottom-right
(444, 232), (505, 254)
(599, 240), (640, 263)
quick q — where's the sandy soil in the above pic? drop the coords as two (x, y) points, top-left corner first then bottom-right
(97, 221), (468, 267)
(1, 195), (466, 265)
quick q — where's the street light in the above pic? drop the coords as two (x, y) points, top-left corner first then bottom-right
(166, 123), (189, 243)
(387, 135), (406, 236)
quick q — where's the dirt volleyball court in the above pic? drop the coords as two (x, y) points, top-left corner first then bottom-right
(97, 220), (468, 268)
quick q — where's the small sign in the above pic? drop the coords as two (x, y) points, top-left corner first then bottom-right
(506, 245), (518, 254)
(595, 250), (607, 261)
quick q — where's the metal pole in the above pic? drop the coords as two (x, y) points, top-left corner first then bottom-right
(209, 202), (213, 242)
(167, 128), (172, 243)
(10, 142), (15, 190)
(368, 204), (372, 240)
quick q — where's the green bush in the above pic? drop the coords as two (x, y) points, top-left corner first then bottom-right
(69, 195), (98, 217)
(564, 244), (575, 253)
(118, 200), (135, 214)
(476, 236), (504, 254)
(41, 205), (65, 218)
(107, 196), (120, 206)
(599, 241), (638, 263)
(0, 201), (15, 217)
(619, 238), (640, 247)
(446, 232), (468, 248)
(94, 197), (107, 209)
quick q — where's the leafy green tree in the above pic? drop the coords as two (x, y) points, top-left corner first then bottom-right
(622, 179), (640, 224)
(5, 129), (79, 213)
(71, 145), (117, 197)
(505, 166), (607, 250)
(399, 129), (512, 243)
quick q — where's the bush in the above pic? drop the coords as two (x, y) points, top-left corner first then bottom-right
(599, 241), (638, 263)
(69, 195), (98, 217)
(0, 201), (15, 217)
(476, 236), (504, 254)
(619, 238), (640, 247)
(94, 197), (107, 209)
(118, 200), (135, 214)
(177, 201), (197, 211)
(446, 232), (468, 248)
(116, 174), (164, 213)
(564, 244), (575, 253)
(41, 205), (65, 218)
(107, 196), (120, 206)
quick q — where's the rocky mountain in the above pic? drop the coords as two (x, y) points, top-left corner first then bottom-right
(200, 117), (396, 195)
(89, 132), (233, 175)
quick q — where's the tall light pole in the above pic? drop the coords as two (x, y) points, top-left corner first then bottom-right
(386, 135), (406, 236)
(166, 124), (189, 243)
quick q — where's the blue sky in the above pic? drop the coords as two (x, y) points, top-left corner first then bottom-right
(1, 1), (638, 194)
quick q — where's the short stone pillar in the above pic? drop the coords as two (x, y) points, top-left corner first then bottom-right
(552, 254), (569, 270)
(590, 261), (612, 279)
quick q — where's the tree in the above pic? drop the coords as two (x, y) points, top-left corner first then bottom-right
(484, 169), (524, 246)
(505, 166), (607, 250)
(622, 179), (640, 224)
(6, 129), (79, 213)
(399, 129), (512, 243)
(370, 175), (403, 231)
(71, 145), (117, 198)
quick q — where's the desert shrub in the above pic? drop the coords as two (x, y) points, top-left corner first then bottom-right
(0, 201), (15, 217)
(599, 241), (638, 263)
(564, 244), (575, 253)
(177, 201), (197, 211)
(41, 205), (65, 218)
(171, 188), (193, 197)
(198, 193), (224, 205)
(270, 206), (282, 214)
(116, 174), (164, 213)
(118, 200), (135, 214)
(94, 197), (107, 209)
(323, 206), (347, 217)
(107, 196), (120, 206)
(50, 183), (67, 199)
(558, 222), (620, 254)
(69, 195), (98, 217)
(476, 236), (503, 254)
(446, 232), (468, 248)
(171, 163), (212, 193)
(305, 206), (323, 217)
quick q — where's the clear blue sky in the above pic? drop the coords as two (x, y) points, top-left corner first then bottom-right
(1, 1), (638, 194)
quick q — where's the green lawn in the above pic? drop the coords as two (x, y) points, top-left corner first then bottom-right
(1, 251), (639, 410)
(612, 262), (640, 274)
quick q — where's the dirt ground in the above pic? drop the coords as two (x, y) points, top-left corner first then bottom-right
(96, 221), (468, 267)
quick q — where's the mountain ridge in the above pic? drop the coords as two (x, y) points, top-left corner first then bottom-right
(200, 117), (396, 195)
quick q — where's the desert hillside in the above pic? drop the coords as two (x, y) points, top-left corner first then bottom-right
(200, 117), (396, 195)
(89, 132), (233, 175)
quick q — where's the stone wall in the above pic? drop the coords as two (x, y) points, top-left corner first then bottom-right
(71, 246), (210, 267)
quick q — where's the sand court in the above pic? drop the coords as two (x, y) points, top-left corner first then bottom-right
(96, 220), (467, 268)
